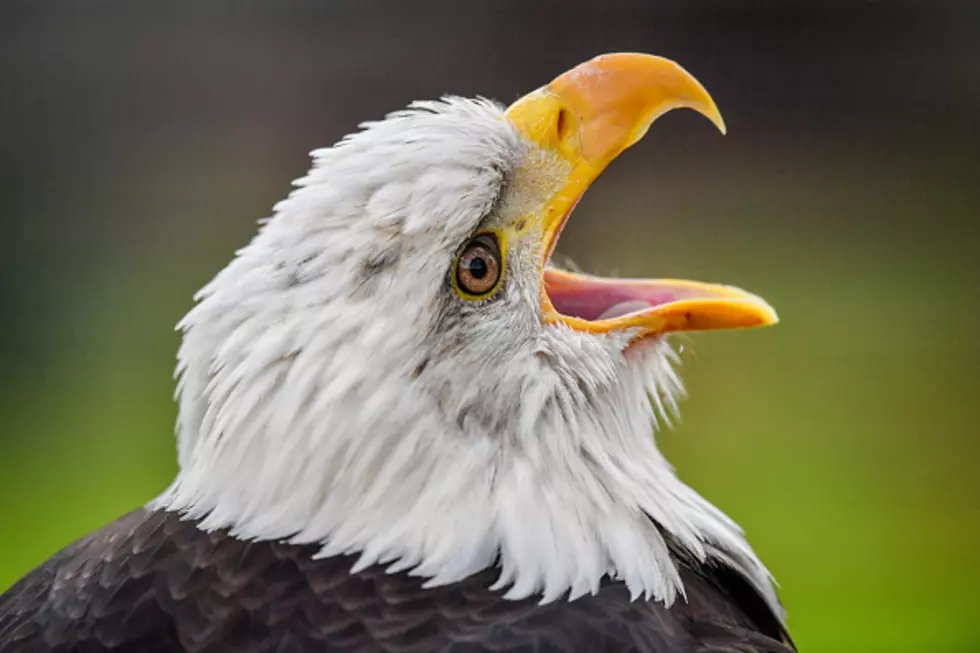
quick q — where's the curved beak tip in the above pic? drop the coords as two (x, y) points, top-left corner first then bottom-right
(706, 108), (727, 136)
(508, 52), (727, 166)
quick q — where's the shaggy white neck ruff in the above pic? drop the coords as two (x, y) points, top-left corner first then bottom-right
(154, 327), (775, 609)
(151, 97), (781, 617)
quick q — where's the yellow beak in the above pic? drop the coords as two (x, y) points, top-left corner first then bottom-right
(505, 53), (777, 338)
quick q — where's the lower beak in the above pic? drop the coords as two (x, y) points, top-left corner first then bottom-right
(543, 269), (777, 337)
(504, 53), (778, 338)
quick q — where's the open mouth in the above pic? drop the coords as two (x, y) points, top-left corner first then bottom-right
(547, 268), (691, 322)
(547, 269), (678, 321)
(541, 266), (777, 338)
(505, 53), (778, 341)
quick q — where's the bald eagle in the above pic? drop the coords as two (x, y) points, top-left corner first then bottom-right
(0, 53), (793, 652)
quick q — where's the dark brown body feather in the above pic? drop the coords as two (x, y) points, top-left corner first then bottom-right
(0, 509), (793, 652)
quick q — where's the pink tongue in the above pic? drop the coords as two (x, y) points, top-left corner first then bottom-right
(597, 300), (653, 320)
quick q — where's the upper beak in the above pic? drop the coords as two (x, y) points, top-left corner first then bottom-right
(504, 53), (777, 339)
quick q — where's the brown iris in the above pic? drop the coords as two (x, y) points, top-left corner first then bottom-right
(455, 233), (501, 297)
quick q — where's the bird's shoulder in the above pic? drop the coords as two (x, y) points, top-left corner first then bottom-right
(0, 508), (793, 653)
(666, 536), (796, 652)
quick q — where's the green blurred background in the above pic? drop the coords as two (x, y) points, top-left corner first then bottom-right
(1, 2), (978, 651)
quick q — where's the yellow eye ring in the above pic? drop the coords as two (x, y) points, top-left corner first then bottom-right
(453, 232), (505, 300)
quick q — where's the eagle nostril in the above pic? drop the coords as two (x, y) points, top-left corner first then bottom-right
(556, 108), (572, 142)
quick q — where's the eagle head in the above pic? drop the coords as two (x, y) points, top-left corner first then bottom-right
(155, 53), (781, 611)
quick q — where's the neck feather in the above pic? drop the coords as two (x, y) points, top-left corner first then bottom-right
(153, 321), (779, 615)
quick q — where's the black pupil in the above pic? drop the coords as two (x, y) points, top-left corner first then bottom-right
(468, 254), (488, 279)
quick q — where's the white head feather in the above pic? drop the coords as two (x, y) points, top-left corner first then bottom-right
(152, 97), (782, 617)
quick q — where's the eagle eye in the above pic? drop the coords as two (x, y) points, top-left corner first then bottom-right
(454, 233), (503, 298)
